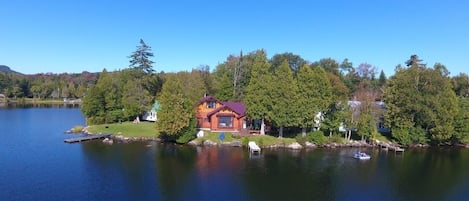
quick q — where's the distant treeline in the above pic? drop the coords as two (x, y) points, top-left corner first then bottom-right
(0, 71), (98, 100)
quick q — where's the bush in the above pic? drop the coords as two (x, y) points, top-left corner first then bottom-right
(392, 128), (411, 145)
(306, 131), (327, 145)
(329, 134), (345, 144)
(409, 127), (428, 144)
(87, 116), (105, 125)
(295, 134), (306, 145)
(70, 125), (84, 133)
(175, 117), (197, 144)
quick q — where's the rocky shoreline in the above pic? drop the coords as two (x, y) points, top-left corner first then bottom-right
(187, 138), (377, 150)
(74, 126), (468, 149)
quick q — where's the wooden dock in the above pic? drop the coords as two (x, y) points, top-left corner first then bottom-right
(248, 141), (261, 154)
(379, 142), (404, 153)
(64, 133), (112, 143)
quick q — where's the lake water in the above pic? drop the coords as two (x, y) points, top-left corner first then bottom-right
(1, 106), (469, 201)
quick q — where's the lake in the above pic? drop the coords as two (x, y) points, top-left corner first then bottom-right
(1, 106), (469, 201)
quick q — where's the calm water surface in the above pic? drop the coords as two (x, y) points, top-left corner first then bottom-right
(1, 106), (469, 201)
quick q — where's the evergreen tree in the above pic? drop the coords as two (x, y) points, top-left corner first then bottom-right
(378, 70), (386, 88)
(453, 97), (469, 144)
(155, 75), (193, 136)
(212, 65), (233, 101)
(357, 111), (378, 141)
(385, 55), (459, 144)
(244, 50), (273, 135)
(129, 39), (155, 74)
(121, 77), (152, 120)
(296, 64), (333, 137)
(81, 70), (108, 124)
(270, 60), (298, 138)
(322, 103), (346, 137)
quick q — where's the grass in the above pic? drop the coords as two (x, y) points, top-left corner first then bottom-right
(374, 132), (392, 143)
(86, 121), (159, 138)
(197, 131), (297, 147)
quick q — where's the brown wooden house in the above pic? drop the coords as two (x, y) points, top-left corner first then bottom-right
(195, 96), (247, 132)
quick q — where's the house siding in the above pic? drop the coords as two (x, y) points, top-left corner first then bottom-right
(195, 97), (246, 132)
(196, 101), (223, 129)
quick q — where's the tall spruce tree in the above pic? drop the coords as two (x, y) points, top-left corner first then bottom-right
(129, 39), (155, 74)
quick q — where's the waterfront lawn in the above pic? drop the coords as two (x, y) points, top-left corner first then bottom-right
(198, 131), (296, 147)
(86, 122), (158, 138)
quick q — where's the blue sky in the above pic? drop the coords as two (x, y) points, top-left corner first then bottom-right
(1, 0), (468, 76)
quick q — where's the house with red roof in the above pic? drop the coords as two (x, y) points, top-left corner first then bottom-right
(195, 96), (247, 132)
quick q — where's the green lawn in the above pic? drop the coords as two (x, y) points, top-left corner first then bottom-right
(86, 122), (159, 138)
(197, 131), (296, 147)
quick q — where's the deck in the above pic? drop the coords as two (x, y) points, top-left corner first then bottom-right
(64, 133), (112, 143)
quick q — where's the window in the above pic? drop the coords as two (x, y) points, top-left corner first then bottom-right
(207, 101), (215, 109)
(218, 116), (233, 128)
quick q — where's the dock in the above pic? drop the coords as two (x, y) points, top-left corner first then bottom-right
(64, 133), (112, 143)
(248, 141), (261, 154)
(379, 142), (404, 153)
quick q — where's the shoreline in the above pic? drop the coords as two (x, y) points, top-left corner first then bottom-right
(79, 125), (469, 150)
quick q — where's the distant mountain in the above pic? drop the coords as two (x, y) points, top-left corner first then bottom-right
(0, 65), (22, 75)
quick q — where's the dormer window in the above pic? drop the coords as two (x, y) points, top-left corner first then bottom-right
(207, 101), (215, 109)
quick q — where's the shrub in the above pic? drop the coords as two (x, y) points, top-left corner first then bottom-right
(409, 127), (428, 144)
(70, 125), (84, 133)
(392, 128), (412, 145)
(306, 131), (327, 145)
(175, 117), (197, 144)
(295, 134), (306, 145)
(329, 134), (345, 144)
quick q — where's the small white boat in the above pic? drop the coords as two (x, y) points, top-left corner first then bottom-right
(354, 152), (371, 160)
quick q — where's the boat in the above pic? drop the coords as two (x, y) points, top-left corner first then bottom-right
(354, 152), (371, 160)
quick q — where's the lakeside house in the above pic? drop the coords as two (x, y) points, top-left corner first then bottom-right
(142, 101), (160, 122)
(195, 96), (247, 132)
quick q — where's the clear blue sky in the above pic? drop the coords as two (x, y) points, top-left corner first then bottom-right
(1, 0), (468, 76)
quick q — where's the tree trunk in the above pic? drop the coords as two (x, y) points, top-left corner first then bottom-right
(279, 126), (283, 138)
(260, 117), (265, 135)
(301, 127), (307, 137)
(329, 131), (332, 138)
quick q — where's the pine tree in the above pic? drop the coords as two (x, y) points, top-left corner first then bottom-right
(129, 39), (155, 74)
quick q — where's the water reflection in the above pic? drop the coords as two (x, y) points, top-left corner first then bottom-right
(74, 138), (469, 201)
(3, 105), (469, 201)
